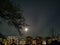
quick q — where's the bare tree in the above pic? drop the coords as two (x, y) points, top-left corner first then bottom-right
(0, 0), (27, 36)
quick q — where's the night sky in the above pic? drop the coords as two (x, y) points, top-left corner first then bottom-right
(0, 0), (60, 38)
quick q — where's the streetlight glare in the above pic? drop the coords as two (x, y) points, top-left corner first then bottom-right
(25, 27), (28, 32)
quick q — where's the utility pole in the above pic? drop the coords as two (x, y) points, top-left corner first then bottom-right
(48, 27), (55, 38)
(51, 28), (55, 38)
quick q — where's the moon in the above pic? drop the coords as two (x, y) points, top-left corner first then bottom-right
(24, 27), (28, 32)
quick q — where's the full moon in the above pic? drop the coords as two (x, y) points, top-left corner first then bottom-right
(25, 27), (28, 32)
